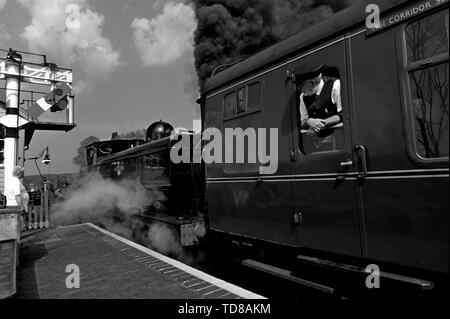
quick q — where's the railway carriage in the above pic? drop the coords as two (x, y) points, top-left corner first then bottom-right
(198, 0), (449, 284)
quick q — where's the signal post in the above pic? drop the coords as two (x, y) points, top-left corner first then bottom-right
(0, 48), (76, 208)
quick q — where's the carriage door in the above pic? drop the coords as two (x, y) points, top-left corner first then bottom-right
(348, 8), (449, 273)
(289, 39), (363, 258)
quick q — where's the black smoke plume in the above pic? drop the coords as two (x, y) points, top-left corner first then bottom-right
(192, 0), (360, 87)
(312, 0), (360, 12)
(193, 0), (278, 87)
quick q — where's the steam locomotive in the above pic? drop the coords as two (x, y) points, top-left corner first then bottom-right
(86, 121), (206, 246)
(87, 0), (448, 293)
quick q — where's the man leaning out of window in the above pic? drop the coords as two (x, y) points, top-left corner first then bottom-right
(296, 64), (342, 136)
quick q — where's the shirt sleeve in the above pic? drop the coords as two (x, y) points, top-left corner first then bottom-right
(299, 94), (309, 125)
(332, 79), (342, 113)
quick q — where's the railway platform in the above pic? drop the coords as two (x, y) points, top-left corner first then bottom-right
(13, 223), (264, 299)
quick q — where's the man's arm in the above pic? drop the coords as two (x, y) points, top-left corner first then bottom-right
(331, 79), (342, 112)
(299, 94), (310, 129)
(323, 115), (341, 127)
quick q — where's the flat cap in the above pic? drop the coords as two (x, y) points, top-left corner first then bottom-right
(294, 64), (323, 82)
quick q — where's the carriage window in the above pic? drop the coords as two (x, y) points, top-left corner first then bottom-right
(223, 82), (262, 119)
(224, 92), (236, 118)
(405, 10), (449, 159)
(405, 10), (449, 63)
(296, 65), (344, 154)
(237, 88), (246, 113)
(247, 82), (261, 109)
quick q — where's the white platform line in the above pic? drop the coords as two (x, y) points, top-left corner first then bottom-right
(84, 223), (266, 299)
(204, 288), (222, 296)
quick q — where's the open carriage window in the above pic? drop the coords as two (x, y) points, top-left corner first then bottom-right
(405, 9), (449, 159)
(295, 64), (345, 154)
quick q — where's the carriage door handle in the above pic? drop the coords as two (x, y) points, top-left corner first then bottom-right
(337, 159), (353, 182)
(340, 160), (353, 167)
(355, 145), (368, 179)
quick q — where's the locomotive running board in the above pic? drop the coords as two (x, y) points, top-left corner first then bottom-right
(241, 259), (335, 294)
(296, 254), (434, 290)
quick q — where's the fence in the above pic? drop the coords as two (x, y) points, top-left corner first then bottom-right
(23, 181), (49, 230)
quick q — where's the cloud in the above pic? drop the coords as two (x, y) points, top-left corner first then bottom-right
(0, 24), (10, 42)
(152, 0), (163, 10)
(131, 1), (196, 67)
(18, 0), (121, 90)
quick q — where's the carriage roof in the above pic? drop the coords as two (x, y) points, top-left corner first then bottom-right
(202, 0), (411, 94)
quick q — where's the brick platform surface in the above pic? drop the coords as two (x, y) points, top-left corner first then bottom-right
(16, 224), (250, 299)
(0, 240), (16, 298)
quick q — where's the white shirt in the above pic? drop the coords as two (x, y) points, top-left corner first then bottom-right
(8, 177), (29, 208)
(299, 79), (342, 123)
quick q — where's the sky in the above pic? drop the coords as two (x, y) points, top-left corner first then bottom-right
(0, 0), (200, 175)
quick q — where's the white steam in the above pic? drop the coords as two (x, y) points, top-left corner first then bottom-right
(52, 173), (151, 220)
(131, 1), (196, 66)
(147, 223), (182, 257)
(51, 173), (187, 261)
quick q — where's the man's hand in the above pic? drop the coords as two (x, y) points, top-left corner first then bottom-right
(307, 118), (326, 133)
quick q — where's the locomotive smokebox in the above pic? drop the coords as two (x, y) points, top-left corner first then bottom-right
(146, 120), (174, 142)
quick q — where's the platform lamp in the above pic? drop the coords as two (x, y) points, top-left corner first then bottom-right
(24, 146), (51, 228)
(25, 146), (51, 183)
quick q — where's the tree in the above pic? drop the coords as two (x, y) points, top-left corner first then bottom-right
(73, 136), (99, 172)
(116, 129), (146, 140)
